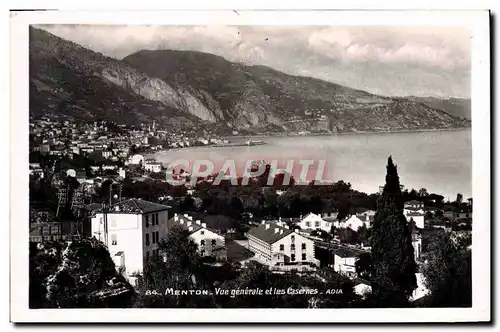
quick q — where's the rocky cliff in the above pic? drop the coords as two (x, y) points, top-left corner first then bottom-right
(30, 27), (471, 134)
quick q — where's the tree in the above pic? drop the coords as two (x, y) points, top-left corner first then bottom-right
(337, 228), (358, 245)
(357, 224), (372, 246)
(29, 239), (135, 308)
(422, 233), (472, 307)
(370, 156), (417, 307)
(135, 226), (214, 308)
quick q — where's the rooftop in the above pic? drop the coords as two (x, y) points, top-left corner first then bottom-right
(95, 199), (171, 214)
(169, 213), (216, 235)
(332, 247), (360, 258)
(247, 222), (294, 244)
(405, 200), (424, 205)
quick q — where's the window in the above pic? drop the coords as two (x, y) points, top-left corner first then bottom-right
(145, 233), (150, 245)
(145, 215), (150, 228)
(315, 221), (320, 227)
(280, 244), (284, 251)
(111, 234), (117, 245)
(200, 240), (205, 246)
(155, 213), (159, 225)
(111, 219), (116, 227)
(291, 244), (295, 250)
(301, 243), (306, 250)
(152, 232), (156, 243)
(146, 251), (150, 259)
(200, 230), (205, 235)
(302, 253), (306, 260)
(291, 254), (296, 261)
(291, 235), (295, 241)
(155, 231), (159, 243)
(200, 250), (205, 256)
(100, 218), (103, 224)
(211, 239), (216, 246)
(306, 222), (310, 227)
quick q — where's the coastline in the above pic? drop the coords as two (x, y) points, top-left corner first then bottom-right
(150, 126), (471, 154)
(227, 126), (471, 140)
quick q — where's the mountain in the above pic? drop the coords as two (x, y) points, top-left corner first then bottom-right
(30, 27), (471, 135)
(405, 96), (471, 120)
(123, 50), (471, 134)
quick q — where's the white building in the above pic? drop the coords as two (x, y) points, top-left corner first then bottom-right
(128, 154), (144, 165)
(102, 150), (112, 159)
(340, 214), (374, 231)
(412, 231), (423, 261)
(404, 200), (425, 214)
(247, 222), (318, 271)
(406, 212), (425, 229)
(332, 248), (360, 278)
(298, 213), (333, 233)
(90, 199), (171, 282)
(168, 213), (226, 259)
(66, 169), (76, 177)
(404, 200), (425, 229)
(144, 160), (163, 173)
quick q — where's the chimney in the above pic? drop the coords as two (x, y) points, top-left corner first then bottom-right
(274, 228), (279, 234)
(188, 226), (193, 232)
(201, 223), (206, 228)
(196, 220), (201, 225)
(187, 221), (192, 227)
(265, 224), (270, 230)
(294, 229), (299, 233)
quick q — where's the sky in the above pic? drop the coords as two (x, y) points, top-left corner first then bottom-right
(37, 25), (471, 98)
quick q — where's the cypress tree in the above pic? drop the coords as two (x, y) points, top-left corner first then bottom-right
(371, 156), (417, 306)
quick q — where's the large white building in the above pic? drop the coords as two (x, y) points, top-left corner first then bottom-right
(90, 199), (171, 280)
(247, 222), (319, 271)
(297, 212), (333, 233)
(168, 213), (226, 260)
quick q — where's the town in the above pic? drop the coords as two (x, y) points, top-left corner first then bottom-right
(28, 114), (473, 309)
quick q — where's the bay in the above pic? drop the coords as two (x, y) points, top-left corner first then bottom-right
(153, 129), (472, 200)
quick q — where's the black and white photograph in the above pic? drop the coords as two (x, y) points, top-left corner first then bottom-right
(10, 9), (490, 323)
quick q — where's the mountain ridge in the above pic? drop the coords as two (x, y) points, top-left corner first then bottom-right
(30, 27), (471, 135)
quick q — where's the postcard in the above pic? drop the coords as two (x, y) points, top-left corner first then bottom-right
(10, 9), (490, 323)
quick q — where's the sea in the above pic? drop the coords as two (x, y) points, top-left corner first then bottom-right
(152, 129), (472, 200)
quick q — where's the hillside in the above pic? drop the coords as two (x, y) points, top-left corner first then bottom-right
(406, 97), (471, 120)
(29, 27), (215, 132)
(30, 27), (471, 135)
(123, 50), (470, 134)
